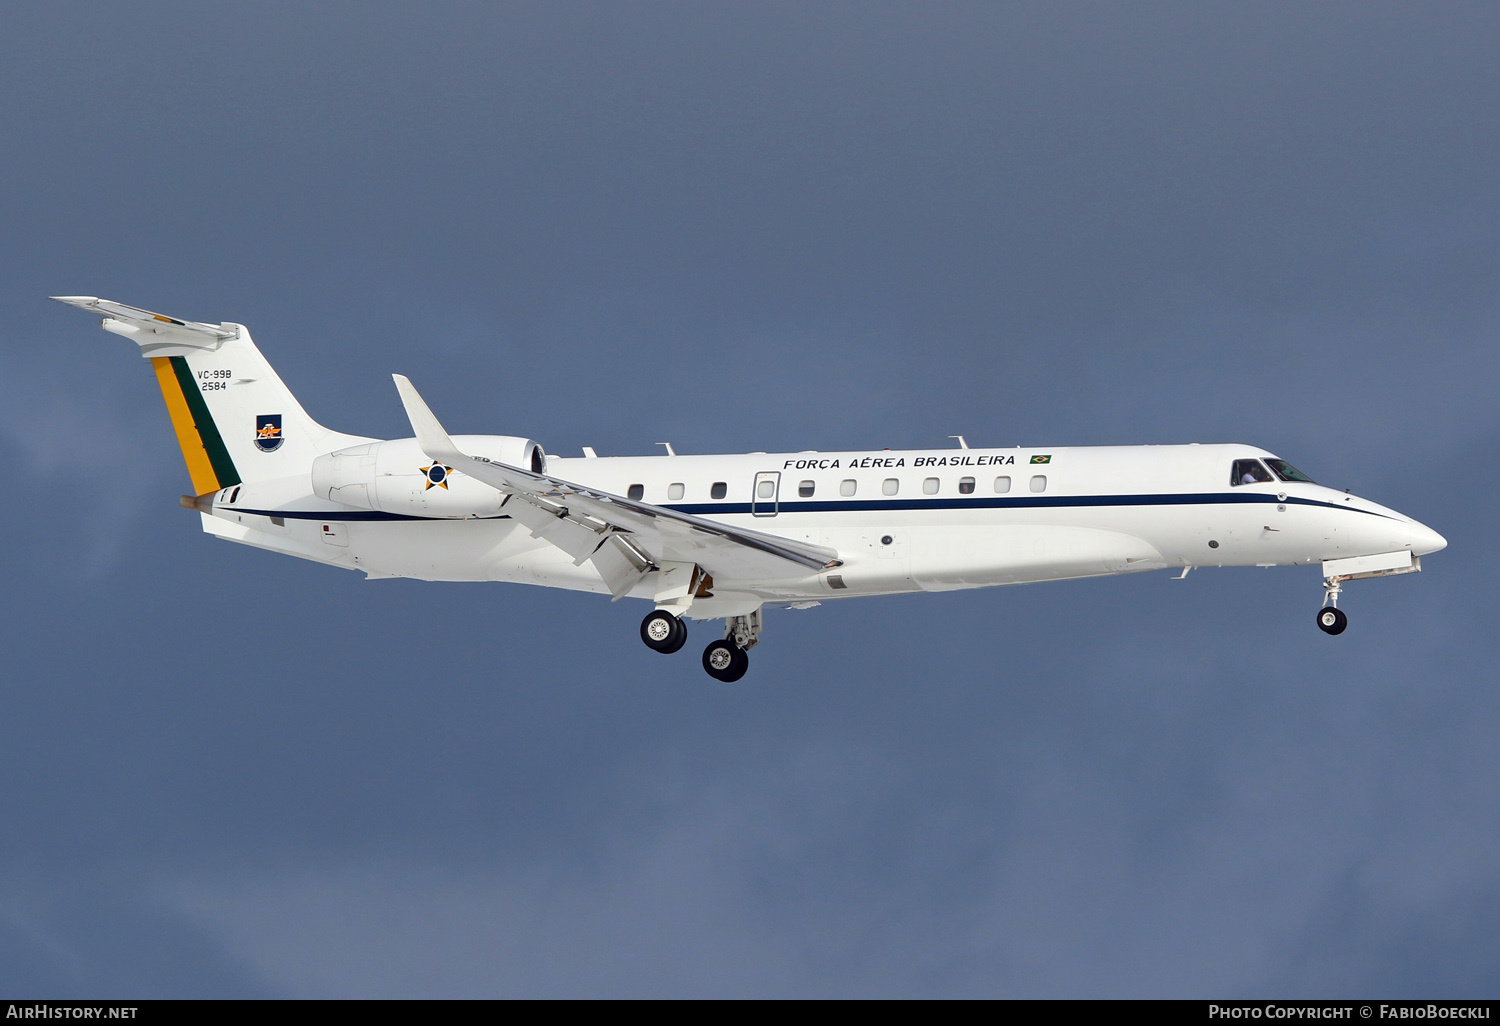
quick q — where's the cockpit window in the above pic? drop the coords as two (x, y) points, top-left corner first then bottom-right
(1265, 458), (1315, 483)
(1231, 459), (1274, 486)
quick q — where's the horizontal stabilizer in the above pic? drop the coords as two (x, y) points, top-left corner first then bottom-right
(52, 296), (238, 358)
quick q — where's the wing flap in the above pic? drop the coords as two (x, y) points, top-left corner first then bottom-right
(591, 535), (654, 600)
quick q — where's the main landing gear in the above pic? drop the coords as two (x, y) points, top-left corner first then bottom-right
(1317, 577), (1348, 636)
(702, 640), (749, 682)
(638, 608), (762, 681)
(640, 609), (688, 654)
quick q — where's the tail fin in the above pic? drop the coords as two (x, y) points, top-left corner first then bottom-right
(53, 297), (363, 492)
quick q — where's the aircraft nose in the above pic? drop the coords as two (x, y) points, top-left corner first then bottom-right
(1406, 518), (1447, 556)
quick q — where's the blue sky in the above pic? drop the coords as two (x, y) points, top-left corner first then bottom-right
(1, 1), (1497, 996)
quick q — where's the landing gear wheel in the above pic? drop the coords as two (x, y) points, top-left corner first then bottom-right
(641, 610), (688, 654)
(702, 640), (749, 682)
(1317, 607), (1348, 635)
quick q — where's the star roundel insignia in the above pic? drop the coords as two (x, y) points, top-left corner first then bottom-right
(420, 462), (454, 490)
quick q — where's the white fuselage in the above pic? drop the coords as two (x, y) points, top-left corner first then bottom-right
(201, 441), (1445, 618)
(49, 295), (1445, 670)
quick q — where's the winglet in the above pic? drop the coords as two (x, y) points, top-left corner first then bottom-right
(392, 374), (467, 465)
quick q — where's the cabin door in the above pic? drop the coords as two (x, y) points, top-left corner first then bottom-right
(751, 471), (781, 517)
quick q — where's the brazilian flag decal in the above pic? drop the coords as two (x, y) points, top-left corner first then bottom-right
(1030, 454), (1052, 464)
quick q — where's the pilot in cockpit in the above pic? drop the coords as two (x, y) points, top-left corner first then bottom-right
(1232, 459), (1274, 486)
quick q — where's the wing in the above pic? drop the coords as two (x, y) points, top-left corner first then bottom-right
(392, 375), (842, 598)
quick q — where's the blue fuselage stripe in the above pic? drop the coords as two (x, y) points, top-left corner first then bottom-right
(227, 508), (510, 522)
(225, 491), (1393, 523)
(667, 492), (1391, 518)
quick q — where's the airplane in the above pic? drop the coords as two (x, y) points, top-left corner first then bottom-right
(53, 296), (1447, 681)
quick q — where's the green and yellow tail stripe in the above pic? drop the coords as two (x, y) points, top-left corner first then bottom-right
(150, 356), (241, 495)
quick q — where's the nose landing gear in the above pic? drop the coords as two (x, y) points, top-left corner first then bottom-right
(1317, 578), (1348, 635)
(1317, 606), (1348, 635)
(1313, 553), (1425, 637)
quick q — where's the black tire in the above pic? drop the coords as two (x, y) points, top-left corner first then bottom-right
(661, 615), (688, 654)
(702, 640), (749, 682)
(641, 610), (685, 653)
(725, 647), (749, 682)
(1317, 607), (1348, 635)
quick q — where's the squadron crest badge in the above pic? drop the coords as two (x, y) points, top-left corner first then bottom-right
(255, 414), (284, 452)
(421, 461), (454, 490)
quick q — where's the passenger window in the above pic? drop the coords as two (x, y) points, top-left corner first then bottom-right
(840, 479), (857, 496)
(798, 480), (815, 497)
(757, 480), (775, 498)
(628, 484), (644, 500)
(994, 476), (1011, 494)
(882, 478), (899, 495)
(710, 482), (727, 499)
(923, 477), (940, 494)
(958, 477), (975, 494)
(1029, 475), (1047, 492)
(668, 482), (684, 500)
(1231, 459), (1275, 486)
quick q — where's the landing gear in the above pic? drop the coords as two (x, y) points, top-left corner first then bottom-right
(700, 609), (761, 681)
(640, 610), (688, 654)
(1317, 607), (1348, 635)
(702, 640), (749, 682)
(1317, 577), (1347, 635)
(725, 609), (762, 652)
(641, 605), (762, 680)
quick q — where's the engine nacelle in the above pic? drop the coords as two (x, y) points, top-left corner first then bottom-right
(310, 435), (546, 517)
